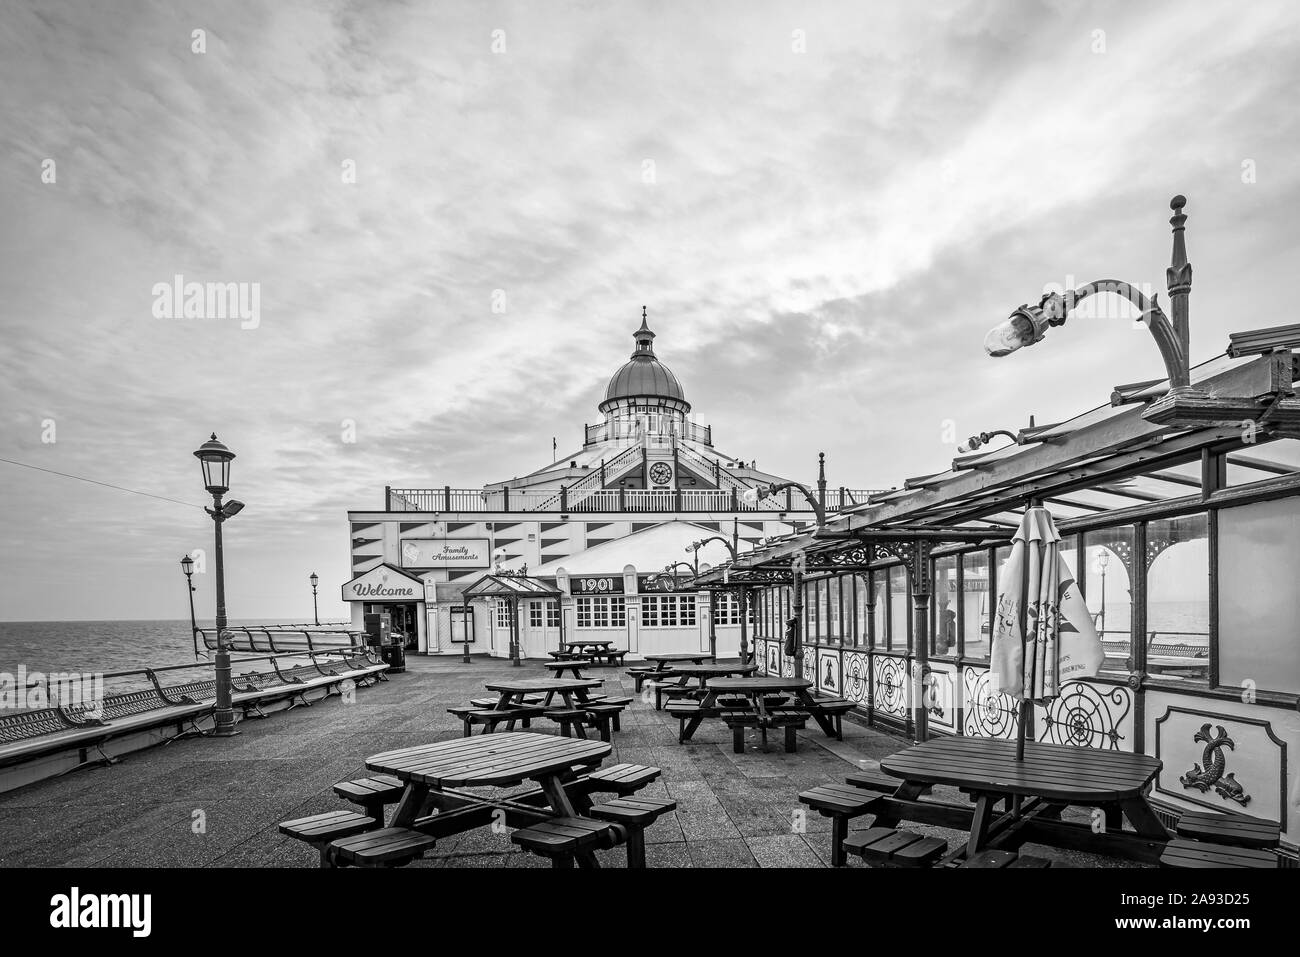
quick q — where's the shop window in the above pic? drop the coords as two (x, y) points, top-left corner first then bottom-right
(961, 550), (990, 660)
(931, 555), (958, 658)
(643, 595), (692, 627)
(576, 598), (592, 629)
(1219, 496), (1300, 694)
(1085, 526), (1134, 676)
(1145, 514), (1209, 683)
(679, 596), (696, 626)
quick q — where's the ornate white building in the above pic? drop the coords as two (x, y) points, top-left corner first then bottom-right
(342, 310), (875, 658)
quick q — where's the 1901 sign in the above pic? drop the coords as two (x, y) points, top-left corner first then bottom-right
(573, 576), (624, 594)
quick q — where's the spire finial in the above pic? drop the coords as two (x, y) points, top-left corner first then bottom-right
(642, 305), (647, 322)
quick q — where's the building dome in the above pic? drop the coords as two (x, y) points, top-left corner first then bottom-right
(599, 309), (691, 414)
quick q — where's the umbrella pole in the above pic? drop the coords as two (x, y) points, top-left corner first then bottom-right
(1015, 537), (1031, 762)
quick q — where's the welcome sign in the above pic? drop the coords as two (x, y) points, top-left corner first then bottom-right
(400, 538), (490, 568)
(341, 564), (425, 602)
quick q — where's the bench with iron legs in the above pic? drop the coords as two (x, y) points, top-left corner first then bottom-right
(807, 698), (856, 740)
(798, 783), (884, 867)
(960, 849), (1052, 868)
(844, 826), (948, 868)
(327, 826), (439, 868)
(587, 797), (677, 868)
(279, 810), (381, 867)
(447, 705), (545, 737)
(332, 774), (405, 822)
(510, 817), (623, 868)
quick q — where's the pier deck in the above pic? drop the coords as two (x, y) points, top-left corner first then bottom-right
(0, 656), (1131, 868)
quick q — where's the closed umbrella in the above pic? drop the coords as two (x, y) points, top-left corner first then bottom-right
(989, 505), (1104, 759)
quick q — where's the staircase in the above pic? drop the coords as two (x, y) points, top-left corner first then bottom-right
(535, 445), (642, 510)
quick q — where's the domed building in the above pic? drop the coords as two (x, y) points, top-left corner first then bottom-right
(343, 309), (876, 659)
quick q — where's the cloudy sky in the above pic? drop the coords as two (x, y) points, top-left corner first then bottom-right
(1, 0), (1297, 621)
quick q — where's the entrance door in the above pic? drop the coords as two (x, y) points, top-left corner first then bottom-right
(365, 602), (418, 649)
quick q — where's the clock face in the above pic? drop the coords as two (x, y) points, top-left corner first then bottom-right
(649, 462), (673, 486)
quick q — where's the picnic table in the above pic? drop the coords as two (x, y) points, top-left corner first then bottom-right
(641, 653), (709, 670)
(651, 662), (758, 709)
(484, 677), (601, 709)
(556, 640), (625, 666)
(366, 732), (612, 863)
(876, 735), (1169, 864)
(672, 676), (834, 749)
(543, 659), (590, 680)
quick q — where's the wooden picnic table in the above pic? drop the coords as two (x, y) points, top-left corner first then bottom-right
(565, 639), (613, 650)
(653, 662), (758, 708)
(542, 659), (589, 680)
(878, 735), (1169, 864)
(640, 653), (709, 671)
(676, 676), (835, 744)
(366, 732), (612, 862)
(484, 677), (601, 710)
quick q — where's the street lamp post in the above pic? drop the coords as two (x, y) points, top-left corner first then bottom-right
(688, 536), (741, 662)
(180, 555), (198, 655)
(1096, 549), (1109, 635)
(309, 572), (320, 626)
(193, 433), (245, 738)
(740, 452), (831, 680)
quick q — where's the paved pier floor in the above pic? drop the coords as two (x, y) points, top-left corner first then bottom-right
(0, 655), (1132, 867)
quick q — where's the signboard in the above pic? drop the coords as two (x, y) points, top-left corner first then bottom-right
(399, 538), (490, 568)
(342, 564), (424, 603)
(573, 576), (624, 595)
(637, 574), (684, 593)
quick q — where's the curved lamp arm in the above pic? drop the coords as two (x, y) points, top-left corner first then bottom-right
(984, 196), (1193, 392)
(688, 535), (739, 561)
(743, 481), (826, 528)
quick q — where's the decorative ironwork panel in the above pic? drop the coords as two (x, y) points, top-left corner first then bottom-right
(924, 662), (958, 731)
(1036, 682), (1133, 751)
(842, 651), (870, 707)
(801, 651), (816, 684)
(817, 649), (842, 694)
(961, 666), (1019, 740)
(873, 655), (909, 718)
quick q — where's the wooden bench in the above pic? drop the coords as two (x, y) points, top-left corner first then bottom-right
(327, 826), (438, 868)
(807, 698), (856, 740)
(510, 817), (619, 868)
(544, 707), (591, 738)
(447, 706), (544, 737)
(846, 767), (931, 796)
(654, 682), (697, 711)
(665, 700), (704, 743)
(332, 774), (405, 821)
(600, 649), (628, 666)
(961, 849), (1052, 868)
(469, 696), (543, 709)
(1174, 810), (1281, 849)
(1159, 837), (1277, 869)
(588, 797), (677, 868)
(279, 810), (379, 867)
(583, 702), (624, 742)
(580, 763), (661, 796)
(798, 783), (884, 867)
(627, 668), (659, 692)
(844, 826), (947, 868)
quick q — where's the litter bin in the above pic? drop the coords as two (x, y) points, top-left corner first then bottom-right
(380, 638), (406, 673)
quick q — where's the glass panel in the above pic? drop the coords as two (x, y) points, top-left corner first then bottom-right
(1146, 514), (1209, 683)
(931, 555), (958, 657)
(828, 577), (842, 645)
(1085, 527), (1134, 675)
(871, 572), (887, 648)
(888, 565), (908, 651)
(1225, 439), (1300, 486)
(961, 551), (991, 660)
(1219, 496), (1300, 694)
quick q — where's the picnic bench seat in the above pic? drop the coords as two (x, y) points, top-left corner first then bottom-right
(806, 698), (856, 740)
(1173, 810), (1281, 849)
(469, 696), (543, 709)
(544, 707), (591, 738)
(722, 708), (804, 753)
(601, 649), (628, 666)
(582, 702), (624, 742)
(627, 667), (658, 692)
(333, 774), (405, 821)
(799, 783), (885, 867)
(960, 849), (1052, 868)
(510, 817), (620, 868)
(447, 705), (544, 737)
(588, 797), (677, 867)
(664, 700), (704, 743)
(328, 826), (438, 868)
(844, 826), (947, 868)
(1158, 838), (1277, 869)
(580, 763), (661, 795)
(847, 767), (931, 796)
(279, 810), (380, 867)
(654, 683), (697, 711)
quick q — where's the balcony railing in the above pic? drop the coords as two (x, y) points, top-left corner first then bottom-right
(385, 486), (881, 513)
(583, 419), (713, 447)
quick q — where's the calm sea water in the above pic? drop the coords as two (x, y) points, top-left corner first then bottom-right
(0, 619), (323, 676)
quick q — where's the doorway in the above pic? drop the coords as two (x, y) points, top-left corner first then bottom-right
(365, 602), (419, 650)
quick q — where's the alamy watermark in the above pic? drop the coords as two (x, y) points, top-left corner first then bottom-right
(151, 274), (260, 329)
(0, 666), (104, 715)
